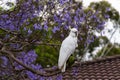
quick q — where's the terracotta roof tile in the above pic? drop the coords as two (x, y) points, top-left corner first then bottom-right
(48, 55), (120, 79)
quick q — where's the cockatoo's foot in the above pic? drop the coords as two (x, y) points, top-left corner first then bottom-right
(61, 69), (65, 72)
(58, 64), (63, 69)
(61, 63), (66, 72)
(58, 65), (64, 72)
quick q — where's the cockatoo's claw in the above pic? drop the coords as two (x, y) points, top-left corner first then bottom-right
(61, 69), (65, 72)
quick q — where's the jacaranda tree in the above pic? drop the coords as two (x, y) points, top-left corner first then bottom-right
(0, 0), (119, 79)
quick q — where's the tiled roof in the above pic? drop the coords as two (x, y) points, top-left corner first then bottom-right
(50, 55), (120, 80)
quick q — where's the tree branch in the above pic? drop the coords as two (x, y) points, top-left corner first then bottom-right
(0, 27), (18, 35)
(100, 22), (118, 58)
(0, 48), (60, 77)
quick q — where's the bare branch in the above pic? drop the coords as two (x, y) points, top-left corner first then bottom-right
(0, 27), (18, 35)
(100, 22), (118, 58)
(104, 44), (114, 56)
(34, 41), (60, 46)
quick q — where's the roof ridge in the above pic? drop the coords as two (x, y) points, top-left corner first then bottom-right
(72, 55), (120, 67)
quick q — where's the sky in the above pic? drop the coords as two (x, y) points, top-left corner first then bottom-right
(0, 0), (16, 9)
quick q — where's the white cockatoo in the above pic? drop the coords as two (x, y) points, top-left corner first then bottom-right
(58, 28), (78, 72)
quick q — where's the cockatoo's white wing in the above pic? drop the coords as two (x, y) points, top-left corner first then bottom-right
(58, 36), (77, 70)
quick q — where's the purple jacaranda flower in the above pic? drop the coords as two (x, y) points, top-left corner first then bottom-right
(47, 77), (53, 80)
(86, 39), (91, 45)
(24, 27), (27, 31)
(1, 14), (8, 18)
(39, 77), (45, 80)
(4, 34), (10, 40)
(44, 24), (48, 31)
(54, 14), (60, 23)
(87, 11), (92, 15)
(26, 71), (37, 80)
(61, 34), (64, 38)
(34, 23), (42, 30)
(90, 14), (96, 19)
(6, 20), (11, 24)
(79, 37), (83, 41)
(28, 29), (32, 34)
(0, 56), (8, 67)
(97, 25), (104, 30)
(52, 26), (60, 33)
(23, 50), (37, 65)
(72, 67), (78, 76)
(10, 43), (20, 49)
(106, 7), (111, 11)
(59, 0), (68, 5)
(48, 1), (55, 9)
(56, 74), (63, 80)
(64, 25), (69, 30)
(74, 25), (78, 29)
(82, 12), (86, 18)
(0, 21), (5, 27)
(14, 50), (39, 70)
(8, 24), (15, 30)
(52, 66), (57, 70)
(64, 13), (71, 20)
(74, 16), (79, 22)
(75, 8), (81, 15)
(80, 17), (84, 22)
(104, 14), (110, 19)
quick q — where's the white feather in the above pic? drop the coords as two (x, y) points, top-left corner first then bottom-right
(58, 28), (78, 72)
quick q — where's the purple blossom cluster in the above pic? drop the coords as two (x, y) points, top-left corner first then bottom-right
(0, 50), (46, 79)
(14, 50), (54, 79)
(0, 56), (13, 79)
(0, 0), (43, 31)
(72, 67), (78, 76)
(14, 50), (38, 70)
(59, 0), (69, 5)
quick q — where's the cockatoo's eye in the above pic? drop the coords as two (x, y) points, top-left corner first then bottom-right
(75, 32), (77, 36)
(74, 31), (77, 36)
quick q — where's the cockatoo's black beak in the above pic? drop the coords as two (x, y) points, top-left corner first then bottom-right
(75, 32), (78, 37)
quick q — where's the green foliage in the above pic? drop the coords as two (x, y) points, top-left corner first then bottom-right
(88, 36), (109, 53)
(67, 55), (75, 67)
(0, 7), (3, 11)
(88, 37), (100, 53)
(89, 1), (119, 21)
(6, 2), (14, 7)
(35, 45), (59, 67)
(9, 6), (15, 11)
